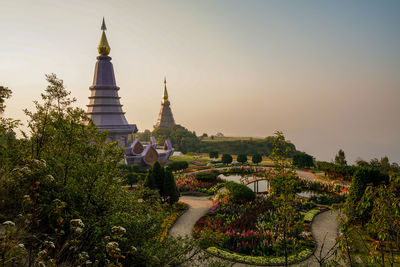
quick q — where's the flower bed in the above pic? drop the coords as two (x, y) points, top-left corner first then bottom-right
(193, 190), (316, 265)
(159, 201), (189, 240)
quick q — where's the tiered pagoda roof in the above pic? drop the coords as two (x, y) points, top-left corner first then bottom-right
(87, 18), (136, 144)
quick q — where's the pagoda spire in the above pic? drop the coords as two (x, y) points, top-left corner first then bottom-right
(162, 77), (169, 104)
(155, 77), (176, 128)
(87, 18), (137, 146)
(98, 18), (111, 55)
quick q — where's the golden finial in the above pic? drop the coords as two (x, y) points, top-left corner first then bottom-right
(162, 77), (169, 104)
(98, 17), (111, 55)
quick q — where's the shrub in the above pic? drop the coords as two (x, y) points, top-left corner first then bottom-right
(225, 182), (255, 202)
(221, 154), (233, 164)
(292, 152), (314, 168)
(251, 154), (262, 165)
(168, 161), (189, 172)
(209, 151), (219, 159)
(237, 154), (247, 164)
(195, 172), (218, 182)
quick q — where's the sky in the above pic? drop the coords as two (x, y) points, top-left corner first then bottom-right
(1, 0), (399, 164)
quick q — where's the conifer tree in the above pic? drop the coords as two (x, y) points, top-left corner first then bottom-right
(144, 169), (156, 190)
(152, 161), (165, 195)
(163, 167), (180, 205)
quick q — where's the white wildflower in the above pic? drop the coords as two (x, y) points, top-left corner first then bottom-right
(70, 218), (84, 228)
(111, 226), (126, 235)
(45, 174), (55, 182)
(3, 221), (15, 227)
(44, 241), (55, 249)
(37, 249), (48, 258)
(17, 243), (25, 249)
(79, 251), (89, 260)
(106, 241), (119, 253)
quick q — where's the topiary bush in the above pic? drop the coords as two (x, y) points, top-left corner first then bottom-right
(195, 171), (218, 182)
(221, 154), (233, 164)
(168, 161), (189, 172)
(225, 181), (255, 202)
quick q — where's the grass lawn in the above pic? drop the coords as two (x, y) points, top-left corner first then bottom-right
(169, 153), (210, 166)
(200, 136), (264, 142)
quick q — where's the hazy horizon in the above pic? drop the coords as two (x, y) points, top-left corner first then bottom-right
(1, 0), (399, 164)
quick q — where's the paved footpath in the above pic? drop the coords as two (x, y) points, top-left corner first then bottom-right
(169, 195), (213, 237)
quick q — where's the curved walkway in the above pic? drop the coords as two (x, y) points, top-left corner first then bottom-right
(170, 196), (340, 266)
(169, 196), (212, 237)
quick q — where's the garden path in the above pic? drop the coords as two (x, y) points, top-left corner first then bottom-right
(169, 195), (212, 237)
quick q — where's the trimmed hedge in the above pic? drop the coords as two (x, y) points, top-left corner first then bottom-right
(168, 161), (189, 172)
(207, 246), (313, 266)
(195, 171), (219, 182)
(225, 181), (255, 202)
(303, 208), (321, 223)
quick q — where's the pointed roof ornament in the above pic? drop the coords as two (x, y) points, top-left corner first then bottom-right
(162, 77), (169, 104)
(101, 17), (107, 31)
(98, 17), (111, 55)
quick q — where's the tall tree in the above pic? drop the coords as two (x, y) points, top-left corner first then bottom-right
(335, 149), (347, 166)
(269, 131), (301, 267)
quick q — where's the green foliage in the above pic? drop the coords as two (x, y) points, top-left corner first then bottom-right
(221, 154), (233, 164)
(152, 125), (200, 154)
(225, 181), (255, 202)
(0, 85), (12, 114)
(292, 152), (314, 168)
(345, 167), (388, 222)
(200, 136), (296, 156)
(317, 161), (356, 180)
(195, 171), (218, 182)
(237, 154), (247, 164)
(334, 149), (347, 165)
(163, 168), (180, 205)
(356, 156), (400, 174)
(167, 161), (189, 172)
(209, 151), (219, 159)
(251, 153), (262, 165)
(135, 129), (151, 142)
